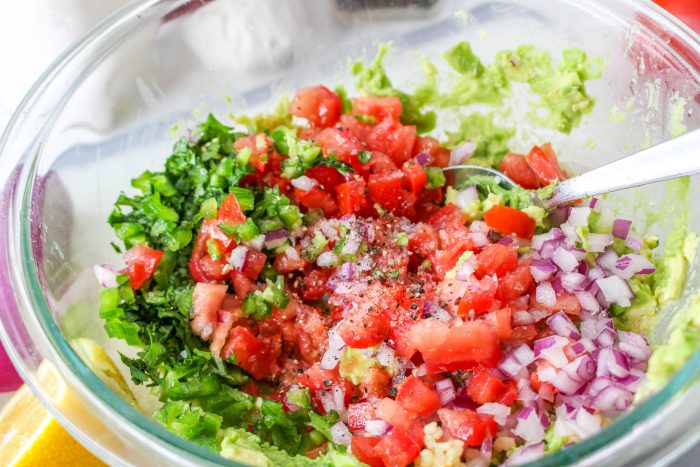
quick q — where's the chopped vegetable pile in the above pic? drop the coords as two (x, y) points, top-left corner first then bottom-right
(97, 42), (670, 466)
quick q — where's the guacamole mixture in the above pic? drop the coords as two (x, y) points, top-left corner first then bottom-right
(93, 41), (696, 466)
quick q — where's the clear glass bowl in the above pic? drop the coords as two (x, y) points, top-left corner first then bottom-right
(1, 0), (700, 465)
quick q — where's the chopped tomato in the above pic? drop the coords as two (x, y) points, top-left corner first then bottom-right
(273, 248), (306, 273)
(368, 151), (398, 174)
(298, 363), (344, 393)
(190, 222), (229, 283)
(338, 114), (372, 142)
(396, 376), (441, 417)
(217, 193), (246, 223)
(352, 96), (402, 121)
(290, 85), (342, 128)
(347, 402), (376, 431)
(497, 263), (534, 302)
(401, 160), (427, 195)
(365, 118), (416, 165)
(221, 326), (280, 380)
(378, 398), (418, 432)
(374, 429), (423, 467)
(411, 136), (439, 159)
(457, 275), (498, 316)
(408, 223), (439, 259)
(526, 143), (566, 186)
(294, 186), (338, 216)
(337, 307), (391, 349)
(336, 179), (367, 216)
(475, 243), (518, 278)
(483, 205), (536, 239)
(234, 134), (273, 173)
(242, 249), (267, 280)
(293, 303), (328, 364)
(361, 367), (391, 399)
(437, 408), (497, 447)
(314, 127), (364, 167)
(124, 244), (164, 289)
(499, 153), (540, 189)
(300, 269), (332, 301)
(389, 313), (417, 359)
(467, 369), (518, 405)
(409, 319), (501, 372)
(306, 165), (347, 191)
(351, 436), (383, 467)
(190, 282), (228, 340)
(481, 307), (512, 340)
(506, 324), (539, 345)
(367, 171), (415, 215)
(428, 204), (468, 232)
(230, 269), (254, 299)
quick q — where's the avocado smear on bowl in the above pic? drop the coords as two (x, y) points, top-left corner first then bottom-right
(90, 41), (698, 466)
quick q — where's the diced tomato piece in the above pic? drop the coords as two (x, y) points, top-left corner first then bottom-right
(365, 118), (416, 165)
(396, 376), (441, 417)
(300, 268), (332, 301)
(190, 221), (229, 283)
(437, 408), (497, 447)
(289, 85), (342, 128)
(506, 324), (538, 345)
(351, 437), (383, 467)
(433, 147), (451, 169)
(483, 205), (536, 239)
(408, 223), (439, 259)
(234, 134), (274, 173)
(499, 153), (541, 189)
(190, 282), (228, 341)
(305, 165), (347, 191)
(347, 402), (376, 431)
(467, 369), (517, 405)
(428, 204), (468, 232)
(361, 367), (391, 399)
(124, 244), (164, 289)
(475, 243), (518, 278)
(457, 275), (498, 316)
(367, 171), (416, 215)
(314, 127), (364, 167)
(401, 160), (427, 195)
(294, 186), (338, 216)
(337, 307), (391, 349)
(374, 429), (423, 467)
(497, 263), (534, 302)
(352, 96), (403, 121)
(367, 151), (398, 174)
(221, 326), (280, 380)
(481, 307), (512, 340)
(378, 398), (418, 432)
(526, 143), (566, 186)
(230, 269), (254, 299)
(273, 248), (306, 273)
(390, 313), (416, 359)
(338, 114), (372, 142)
(293, 303), (328, 364)
(298, 363), (343, 393)
(411, 136), (439, 158)
(210, 309), (236, 357)
(242, 249), (267, 280)
(409, 319), (501, 372)
(336, 178), (367, 216)
(218, 193), (246, 222)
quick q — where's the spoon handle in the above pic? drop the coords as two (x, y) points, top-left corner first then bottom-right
(544, 129), (700, 208)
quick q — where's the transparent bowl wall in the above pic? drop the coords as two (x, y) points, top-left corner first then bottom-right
(1, 0), (700, 465)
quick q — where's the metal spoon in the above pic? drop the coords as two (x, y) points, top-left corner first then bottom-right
(444, 129), (700, 209)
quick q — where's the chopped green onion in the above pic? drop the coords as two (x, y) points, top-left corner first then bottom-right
(257, 218), (283, 233)
(242, 292), (271, 319)
(355, 114), (376, 125)
(198, 198), (218, 220)
(236, 218), (259, 241)
(230, 187), (255, 211)
(278, 205), (303, 231)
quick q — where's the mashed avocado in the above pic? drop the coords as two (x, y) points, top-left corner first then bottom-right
(339, 348), (378, 385)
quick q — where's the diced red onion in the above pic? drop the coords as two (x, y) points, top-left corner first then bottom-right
(264, 229), (291, 249)
(616, 368), (646, 392)
(229, 245), (249, 270)
(575, 291), (601, 312)
(595, 347), (630, 379)
(320, 330), (347, 370)
(330, 421), (352, 446)
(334, 281), (368, 295)
(539, 240), (560, 260)
(433, 307), (453, 323)
(536, 282), (556, 307)
(477, 403), (511, 426)
(364, 419), (391, 437)
(320, 386), (346, 415)
(551, 369), (586, 395)
(470, 232), (490, 248)
(284, 246), (300, 261)
(341, 229), (363, 256)
(552, 247), (579, 272)
(589, 197), (599, 209)
(513, 310), (535, 326)
(612, 219), (632, 240)
(504, 442), (544, 466)
(594, 327), (616, 347)
(513, 408), (546, 443)
(539, 344), (570, 369)
(560, 222), (580, 245)
(564, 354), (596, 382)
(625, 234), (643, 250)
(614, 254), (656, 279)
(591, 385), (632, 413)
(244, 234), (265, 251)
(317, 251), (339, 267)
(547, 312), (581, 340)
(455, 255), (477, 281)
(587, 233), (613, 253)
(530, 259), (557, 283)
(569, 407), (602, 438)
(414, 364), (428, 377)
(498, 356), (524, 377)
(454, 185), (479, 212)
(532, 228), (564, 251)
(376, 343), (395, 367)
(568, 207), (591, 227)
(561, 271), (586, 292)
(596, 275), (633, 307)
(534, 335), (567, 356)
(617, 331), (652, 362)
(415, 151), (433, 166)
(435, 378), (457, 406)
(94, 264), (119, 288)
(449, 140), (477, 166)
(470, 220), (490, 234)
(291, 175), (317, 191)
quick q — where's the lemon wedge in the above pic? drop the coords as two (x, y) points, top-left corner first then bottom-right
(0, 361), (105, 467)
